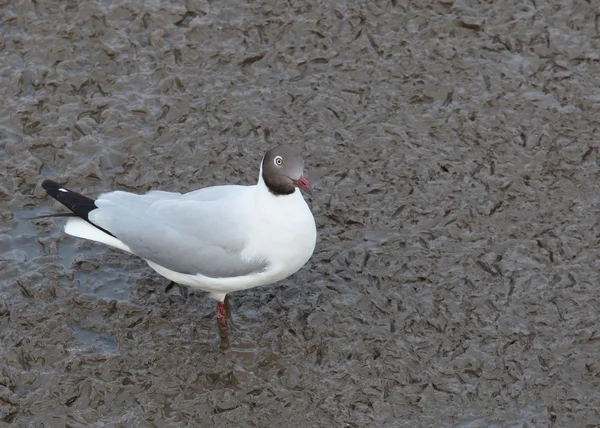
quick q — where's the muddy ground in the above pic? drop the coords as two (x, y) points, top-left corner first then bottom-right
(1, 0), (600, 426)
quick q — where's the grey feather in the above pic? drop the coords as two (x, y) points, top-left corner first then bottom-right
(89, 187), (268, 278)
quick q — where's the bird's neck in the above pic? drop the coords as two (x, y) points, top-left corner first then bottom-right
(256, 170), (303, 205)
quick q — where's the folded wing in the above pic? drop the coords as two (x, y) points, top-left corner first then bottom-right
(89, 190), (267, 278)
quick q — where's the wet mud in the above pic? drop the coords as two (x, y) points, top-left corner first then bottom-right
(1, 0), (600, 426)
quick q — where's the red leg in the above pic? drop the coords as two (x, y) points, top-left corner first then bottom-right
(216, 301), (227, 325)
(216, 298), (231, 349)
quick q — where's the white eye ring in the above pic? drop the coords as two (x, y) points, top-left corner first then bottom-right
(274, 156), (283, 166)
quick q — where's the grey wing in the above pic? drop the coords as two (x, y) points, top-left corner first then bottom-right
(89, 192), (267, 278)
(183, 184), (250, 201)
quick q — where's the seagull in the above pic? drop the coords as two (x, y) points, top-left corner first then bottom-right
(40, 145), (317, 325)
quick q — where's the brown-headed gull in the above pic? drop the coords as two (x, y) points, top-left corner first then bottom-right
(41, 145), (317, 324)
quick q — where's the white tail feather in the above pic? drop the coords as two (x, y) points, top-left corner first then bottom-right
(64, 218), (132, 253)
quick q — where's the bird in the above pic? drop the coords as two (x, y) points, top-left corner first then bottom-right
(40, 145), (317, 325)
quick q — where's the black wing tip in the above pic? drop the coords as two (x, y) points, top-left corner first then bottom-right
(41, 179), (97, 214)
(39, 179), (114, 237)
(41, 179), (59, 190)
(41, 180), (65, 197)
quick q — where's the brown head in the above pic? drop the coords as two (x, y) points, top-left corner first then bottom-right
(261, 145), (313, 196)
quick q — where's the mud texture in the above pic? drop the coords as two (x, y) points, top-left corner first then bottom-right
(2, 0), (600, 426)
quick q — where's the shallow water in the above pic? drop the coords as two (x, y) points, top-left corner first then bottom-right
(1, 0), (600, 426)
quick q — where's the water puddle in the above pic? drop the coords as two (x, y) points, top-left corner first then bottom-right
(71, 325), (119, 356)
(2, 208), (41, 263)
(59, 242), (138, 301)
(5, 208), (138, 301)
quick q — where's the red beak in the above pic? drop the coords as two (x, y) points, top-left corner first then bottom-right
(292, 176), (313, 196)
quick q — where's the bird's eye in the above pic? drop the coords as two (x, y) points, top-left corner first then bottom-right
(274, 156), (283, 166)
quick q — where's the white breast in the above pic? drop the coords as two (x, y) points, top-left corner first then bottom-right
(245, 188), (317, 282)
